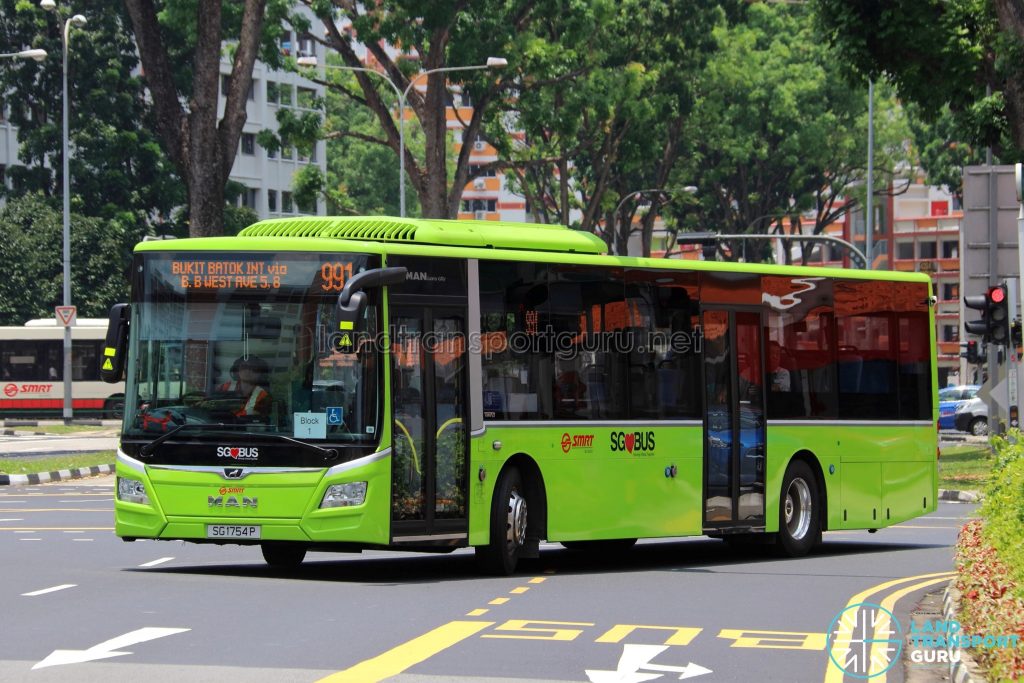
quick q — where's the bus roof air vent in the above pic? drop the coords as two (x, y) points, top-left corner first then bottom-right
(238, 216), (608, 255)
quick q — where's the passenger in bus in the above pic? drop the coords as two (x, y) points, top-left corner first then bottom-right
(222, 356), (272, 420)
(767, 342), (791, 392)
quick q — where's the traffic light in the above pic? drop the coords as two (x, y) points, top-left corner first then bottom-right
(964, 284), (1010, 345)
(963, 340), (981, 364)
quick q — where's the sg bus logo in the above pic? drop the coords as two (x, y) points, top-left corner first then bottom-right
(610, 431), (655, 454)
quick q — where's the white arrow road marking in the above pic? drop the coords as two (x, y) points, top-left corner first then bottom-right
(586, 644), (713, 683)
(32, 627), (190, 669)
(21, 584), (76, 596)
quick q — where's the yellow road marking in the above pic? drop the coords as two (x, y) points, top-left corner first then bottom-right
(466, 609), (488, 617)
(488, 598), (509, 605)
(317, 620), (492, 683)
(824, 571), (954, 683)
(529, 577), (546, 584)
(510, 587), (529, 594)
(868, 575), (954, 682)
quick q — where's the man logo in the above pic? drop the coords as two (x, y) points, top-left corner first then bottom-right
(223, 468), (244, 479)
(208, 495), (258, 509)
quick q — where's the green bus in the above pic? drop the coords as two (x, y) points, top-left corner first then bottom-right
(103, 216), (938, 574)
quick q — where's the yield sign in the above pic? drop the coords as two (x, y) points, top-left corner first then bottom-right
(55, 305), (77, 327)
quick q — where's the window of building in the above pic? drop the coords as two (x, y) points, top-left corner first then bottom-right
(237, 187), (257, 210)
(296, 33), (315, 58)
(470, 164), (496, 177)
(896, 242), (914, 260)
(0, 97), (6, 123)
(297, 87), (316, 109)
(919, 241), (937, 259)
(279, 30), (292, 56)
(0, 164), (5, 189)
(942, 282), (958, 301)
(278, 84), (294, 107)
(267, 145), (277, 160)
(268, 189), (277, 213)
(942, 325), (958, 343)
(241, 133), (256, 155)
(267, 81), (279, 105)
(942, 240), (959, 258)
(282, 191), (293, 213)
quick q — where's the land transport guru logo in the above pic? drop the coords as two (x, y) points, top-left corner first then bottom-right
(826, 602), (902, 678)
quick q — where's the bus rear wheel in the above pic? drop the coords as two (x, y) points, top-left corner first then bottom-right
(261, 542), (307, 568)
(476, 467), (527, 575)
(777, 460), (820, 557)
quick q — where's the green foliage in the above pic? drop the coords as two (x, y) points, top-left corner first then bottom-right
(814, 0), (1020, 157)
(680, 2), (913, 261)
(0, 194), (138, 324)
(977, 429), (1024, 596)
(0, 0), (182, 224)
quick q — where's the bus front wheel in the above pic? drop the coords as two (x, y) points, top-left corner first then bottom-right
(777, 460), (821, 557)
(476, 466), (527, 575)
(261, 542), (307, 569)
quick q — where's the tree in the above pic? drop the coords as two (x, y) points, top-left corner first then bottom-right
(0, 194), (137, 325)
(0, 0), (181, 225)
(814, 0), (1024, 160)
(298, 0), (544, 219)
(123, 0), (293, 236)
(677, 3), (913, 264)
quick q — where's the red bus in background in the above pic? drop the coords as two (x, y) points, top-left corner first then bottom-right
(0, 319), (125, 418)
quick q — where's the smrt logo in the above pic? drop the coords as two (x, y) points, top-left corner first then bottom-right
(560, 433), (595, 453)
(4, 383), (53, 397)
(218, 486), (245, 495)
(216, 446), (259, 460)
(610, 431), (655, 454)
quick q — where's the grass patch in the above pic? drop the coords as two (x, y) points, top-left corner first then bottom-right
(0, 451), (114, 475)
(938, 445), (993, 490)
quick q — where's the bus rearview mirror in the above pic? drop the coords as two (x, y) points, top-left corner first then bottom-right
(336, 267), (408, 327)
(100, 303), (130, 383)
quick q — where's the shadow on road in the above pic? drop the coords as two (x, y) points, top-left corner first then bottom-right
(121, 535), (951, 585)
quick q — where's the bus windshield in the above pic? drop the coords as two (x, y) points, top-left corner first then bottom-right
(123, 252), (382, 454)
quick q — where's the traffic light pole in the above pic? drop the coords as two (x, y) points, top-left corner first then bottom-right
(1007, 279), (1019, 429)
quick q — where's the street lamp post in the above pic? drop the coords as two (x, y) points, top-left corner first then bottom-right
(298, 56), (507, 217)
(0, 49), (48, 61)
(42, 0), (86, 424)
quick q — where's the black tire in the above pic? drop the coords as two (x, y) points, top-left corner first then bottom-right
(776, 460), (821, 557)
(261, 542), (307, 568)
(475, 467), (527, 575)
(561, 539), (637, 552)
(104, 398), (125, 420)
(969, 417), (988, 437)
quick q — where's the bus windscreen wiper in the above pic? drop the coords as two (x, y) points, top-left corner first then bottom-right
(139, 423), (339, 461)
(139, 423), (251, 457)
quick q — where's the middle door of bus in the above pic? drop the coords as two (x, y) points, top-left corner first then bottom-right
(701, 308), (767, 531)
(389, 303), (469, 544)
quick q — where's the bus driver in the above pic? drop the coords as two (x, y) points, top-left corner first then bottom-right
(219, 356), (272, 420)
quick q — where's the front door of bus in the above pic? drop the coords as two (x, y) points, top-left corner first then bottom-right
(390, 305), (469, 543)
(702, 309), (767, 530)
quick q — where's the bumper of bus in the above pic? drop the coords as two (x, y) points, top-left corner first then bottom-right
(114, 449), (392, 545)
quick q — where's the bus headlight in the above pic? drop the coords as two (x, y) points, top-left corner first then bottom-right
(321, 482), (367, 508)
(117, 477), (149, 505)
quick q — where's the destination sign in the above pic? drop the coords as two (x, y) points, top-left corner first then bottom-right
(172, 259), (289, 290)
(147, 253), (376, 295)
